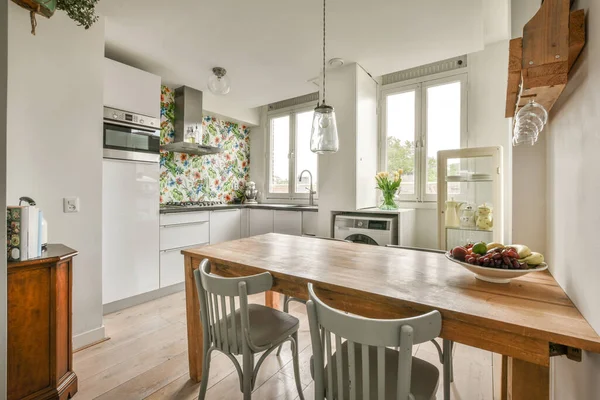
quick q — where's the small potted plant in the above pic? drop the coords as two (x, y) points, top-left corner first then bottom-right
(12, 0), (99, 35)
(375, 169), (402, 210)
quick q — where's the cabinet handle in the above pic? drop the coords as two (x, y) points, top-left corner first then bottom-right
(211, 209), (240, 213)
(160, 221), (208, 228)
(160, 242), (209, 253)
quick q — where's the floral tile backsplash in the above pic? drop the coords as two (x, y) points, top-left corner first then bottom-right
(159, 86), (251, 204)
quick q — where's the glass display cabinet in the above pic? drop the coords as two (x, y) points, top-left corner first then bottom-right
(437, 146), (504, 250)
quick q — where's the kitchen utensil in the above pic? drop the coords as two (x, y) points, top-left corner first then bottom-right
(459, 204), (476, 229)
(445, 198), (464, 228)
(445, 252), (548, 283)
(244, 181), (258, 204)
(476, 203), (493, 231)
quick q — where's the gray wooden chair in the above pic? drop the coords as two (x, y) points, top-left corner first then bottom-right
(306, 283), (441, 400)
(386, 244), (454, 400)
(193, 259), (305, 400)
(276, 235), (351, 356)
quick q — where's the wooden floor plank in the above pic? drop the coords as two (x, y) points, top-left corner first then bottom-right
(74, 290), (495, 399)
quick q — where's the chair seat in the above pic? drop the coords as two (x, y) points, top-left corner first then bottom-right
(311, 341), (439, 400)
(220, 304), (300, 353)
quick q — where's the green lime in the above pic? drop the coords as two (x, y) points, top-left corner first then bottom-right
(472, 242), (487, 255)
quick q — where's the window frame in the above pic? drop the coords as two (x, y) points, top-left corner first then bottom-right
(380, 71), (468, 203)
(266, 102), (318, 200)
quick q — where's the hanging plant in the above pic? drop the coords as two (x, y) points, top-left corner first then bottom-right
(12, 0), (100, 35)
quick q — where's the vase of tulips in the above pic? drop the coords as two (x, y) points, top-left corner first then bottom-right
(375, 170), (402, 210)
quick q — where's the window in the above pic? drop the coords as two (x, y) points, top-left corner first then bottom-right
(381, 73), (467, 202)
(268, 106), (317, 199)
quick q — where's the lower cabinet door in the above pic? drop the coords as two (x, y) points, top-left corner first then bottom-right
(210, 209), (241, 244)
(249, 209), (274, 236)
(274, 211), (303, 236)
(159, 244), (206, 287)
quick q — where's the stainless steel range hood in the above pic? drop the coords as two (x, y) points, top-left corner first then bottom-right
(160, 86), (223, 156)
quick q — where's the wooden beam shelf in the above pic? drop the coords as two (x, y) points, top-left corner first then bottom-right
(505, 0), (586, 118)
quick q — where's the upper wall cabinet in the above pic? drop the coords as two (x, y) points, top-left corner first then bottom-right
(104, 58), (161, 118)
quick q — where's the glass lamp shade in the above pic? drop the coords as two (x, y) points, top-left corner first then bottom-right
(208, 73), (231, 95)
(310, 104), (339, 153)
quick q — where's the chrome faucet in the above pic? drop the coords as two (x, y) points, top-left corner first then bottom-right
(299, 170), (316, 206)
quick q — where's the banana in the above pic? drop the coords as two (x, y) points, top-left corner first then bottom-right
(486, 242), (504, 251)
(509, 244), (532, 259)
(522, 252), (544, 266)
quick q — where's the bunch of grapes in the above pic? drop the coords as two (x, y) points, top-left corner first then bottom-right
(464, 246), (527, 270)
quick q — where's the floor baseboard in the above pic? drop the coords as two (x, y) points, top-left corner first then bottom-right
(102, 283), (185, 315)
(73, 325), (106, 351)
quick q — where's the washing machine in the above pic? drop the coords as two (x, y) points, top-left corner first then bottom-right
(334, 215), (398, 246)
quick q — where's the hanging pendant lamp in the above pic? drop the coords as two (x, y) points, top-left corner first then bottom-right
(310, 0), (339, 154)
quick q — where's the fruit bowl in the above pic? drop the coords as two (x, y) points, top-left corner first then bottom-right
(445, 252), (548, 283)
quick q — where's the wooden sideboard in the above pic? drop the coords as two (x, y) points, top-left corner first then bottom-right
(7, 245), (78, 400)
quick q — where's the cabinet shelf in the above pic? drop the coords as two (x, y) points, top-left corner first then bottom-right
(446, 226), (493, 233)
(446, 176), (493, 183)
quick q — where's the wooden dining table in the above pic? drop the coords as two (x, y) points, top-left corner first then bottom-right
(182, 233), (600, 400)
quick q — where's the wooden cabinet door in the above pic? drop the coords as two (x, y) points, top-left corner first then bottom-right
(249, 209), (274, 236)
(274, 211), (303, 236)
(210, 209), (241, 244)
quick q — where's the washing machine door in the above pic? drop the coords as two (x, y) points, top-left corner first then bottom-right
(344, 234), (379, 246)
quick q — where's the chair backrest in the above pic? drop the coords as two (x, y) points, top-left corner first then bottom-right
(306, 283), (441, 400)
(386, 244), (446, 254)
(194, 259), (273, 354)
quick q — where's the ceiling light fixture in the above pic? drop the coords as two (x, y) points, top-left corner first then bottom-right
(310, 0), (339, 154)
(208, 67), (231, 95)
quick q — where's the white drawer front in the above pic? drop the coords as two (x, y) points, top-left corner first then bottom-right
(160, 222), (209, 251)
(159, 247), (189, 287)
(160, 211), (209, 226)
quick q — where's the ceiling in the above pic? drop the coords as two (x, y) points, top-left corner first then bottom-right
(100, 0), (508, 111)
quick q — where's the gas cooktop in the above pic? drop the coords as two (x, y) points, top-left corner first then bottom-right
(162, 201), (226, 208)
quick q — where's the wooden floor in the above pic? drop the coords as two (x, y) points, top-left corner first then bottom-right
(74, 291), (497, 399)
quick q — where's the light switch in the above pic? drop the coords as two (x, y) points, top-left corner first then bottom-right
(63, 197), (80, 213)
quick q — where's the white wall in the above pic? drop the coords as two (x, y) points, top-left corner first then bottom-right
(544, 0), (600, 397)
(468, 40), (513, 244)
(510, 0), (549, 254)
(0, 0), (7, 396)
(317, 64), (359, 237)
(249, 106), (268, 202)
(7, 5), (105, 349)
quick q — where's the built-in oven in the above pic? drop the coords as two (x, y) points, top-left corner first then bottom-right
(103, 107), (161, 163)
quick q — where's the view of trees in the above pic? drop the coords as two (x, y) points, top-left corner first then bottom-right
(386, 137), (459, 192)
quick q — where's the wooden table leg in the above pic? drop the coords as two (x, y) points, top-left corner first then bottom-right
(184, 255), (203, 383)
(500, 355), (508, 400)
(265, 291), (281, 309)
(506, 357), (550, 399)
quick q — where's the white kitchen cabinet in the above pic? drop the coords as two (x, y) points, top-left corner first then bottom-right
(274, 210), (303, 236)
(249, 209), (274, 236)
(240, 209), (250, 238)
(102, 159), (159, 305)
(159, 212), (210, 288)
(159, 244), (201, 288)
(160, 221), (209, 251)
(104, 58), (161, 118)
(302, 212), (318, 236)
(210, 209), (241, 244)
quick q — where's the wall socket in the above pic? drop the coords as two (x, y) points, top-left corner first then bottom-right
(63, 197), (80, 213)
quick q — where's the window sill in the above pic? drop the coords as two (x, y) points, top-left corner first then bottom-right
(395, 201), (437, 210)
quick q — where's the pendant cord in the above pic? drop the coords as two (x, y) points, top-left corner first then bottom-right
(322, 0), (326, 105)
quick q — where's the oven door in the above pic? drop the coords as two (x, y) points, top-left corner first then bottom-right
(103, 121), (160, 163)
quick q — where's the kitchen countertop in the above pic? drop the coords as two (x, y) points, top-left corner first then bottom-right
(159, 203), (318, 214)
(333, 207), (416, 215)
